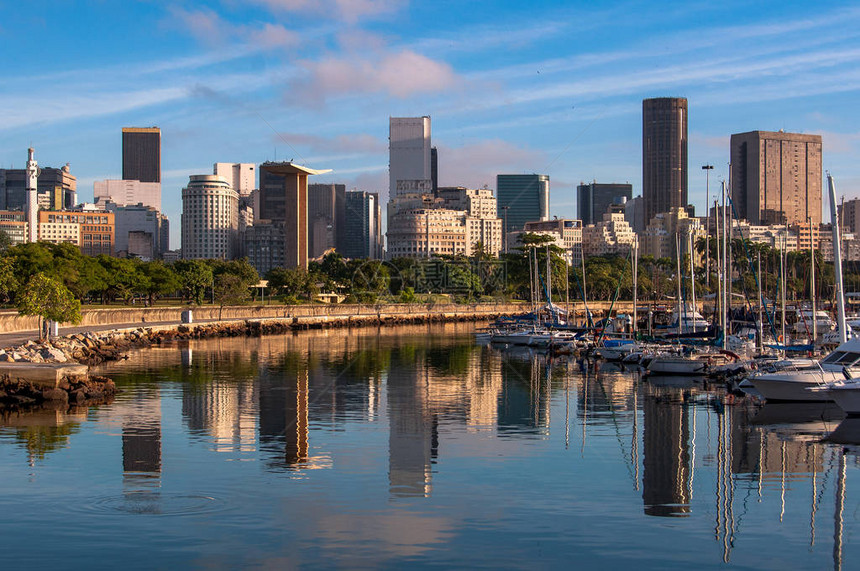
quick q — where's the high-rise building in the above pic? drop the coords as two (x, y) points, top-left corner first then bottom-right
(730, 130), (823, 225)
(430, 147), (438, 194)
(840, 198), (860, 235)
(307, 183), (346, 259)
(496, 174), (550, 233)
(343, 191), (382, 259)
(389, 116), (432, 199)
(577, 182), (633, 226)
(181, 175), (238, 260)
(0, 164), (77, 211)
(255, 162), (329, 269)
(642, 97), (687, 224)
(214, 163), (256, 195)
(122, 127), (161, 183)
(94, 179), (161, 211)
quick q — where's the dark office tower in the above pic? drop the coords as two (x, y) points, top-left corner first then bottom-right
(122, 127), (161, 183)
(307, 183), (346, 258)
(642, 97), (687, 224)
(430, 147), (438, 194)
(577, 182), (633, 225)
(343, 191), (382, 259)
(496, 173), (550, 233)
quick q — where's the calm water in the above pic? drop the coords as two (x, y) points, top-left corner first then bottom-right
(1, 323), (859, 570)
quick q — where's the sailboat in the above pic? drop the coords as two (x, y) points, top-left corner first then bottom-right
(749, 173), (852, 401)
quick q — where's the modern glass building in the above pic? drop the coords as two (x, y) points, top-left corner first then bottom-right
(577, 182), (633, 226)
(496, 174), (550, 234)
(642, 97), (687, 224)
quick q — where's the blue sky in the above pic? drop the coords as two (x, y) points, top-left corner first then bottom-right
(2, 0), (860, 248)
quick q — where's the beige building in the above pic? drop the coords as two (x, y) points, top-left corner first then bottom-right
(523, 218), (583, 265)
(582, 212), (636, 257)
(94, 179), (162, 211)
(37, 210), (115, 256)
(641, 207), (704, 260)
(181, 175), (239, 260)
(730, 130), (822, 226)
(839, 198), (860, 235)
(0, 211), (27, 246)
(387, 189), (503, 258)
(734, 220), (798, 252)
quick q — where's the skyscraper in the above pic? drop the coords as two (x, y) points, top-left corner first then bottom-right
(122, 127), (161, 183)
(307, 183), (346, 258)
(577, 182), (633, 226)
(214, 163), (256, 195)
(181, 175), (238, 260)
(257, 162), (330, 269)
(389, 116), (432, 198)
(343, 191), (382, 259)
(496, 174), (550, 233)
(730, 130), (822, 225)
(642, 97), (687, 224)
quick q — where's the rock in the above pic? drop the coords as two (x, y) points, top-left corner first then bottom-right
(40, 347), (69, 363)
(68, 389), (86, 404)
(11, 395), (36, 405)
(41, 389), (69, 403)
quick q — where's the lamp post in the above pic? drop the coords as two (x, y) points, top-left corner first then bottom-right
(501, 206), (509, 254)
(702, 165), (714, 287)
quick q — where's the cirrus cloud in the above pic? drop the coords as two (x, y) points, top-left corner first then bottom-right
(250, 0), (406, 23)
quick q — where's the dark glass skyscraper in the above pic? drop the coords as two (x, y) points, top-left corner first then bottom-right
(122, 127), (161, 183)
(496, 174), (550, 233)
(642, 98), (687, 225)
(577, 182), (633, 225)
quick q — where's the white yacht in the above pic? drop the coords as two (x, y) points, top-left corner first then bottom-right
(792, 309), (835, 336)
(668, 303), (710, 334)
(747, 337), (860, 402)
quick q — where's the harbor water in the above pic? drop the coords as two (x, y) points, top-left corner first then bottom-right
(1, 323), (858, 569)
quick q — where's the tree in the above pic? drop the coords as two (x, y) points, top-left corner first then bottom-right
(173, 259), (214, 305)
(97, 255), (144, 304)
(0, 256), (19, 304)
(17, 274), (81, 340)
(139, 261), (181, 305)
(214, 273), (250, 319)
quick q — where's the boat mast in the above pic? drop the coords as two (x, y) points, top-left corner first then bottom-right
(828, 173), (848, 344)
(676, 232), (683, 337)
(721, 180), (728, 349)
(757, 251), (764, 350)
(632, 236), (639, 338)
(810, 216), (817, 343)
(689, 230), (697, 333)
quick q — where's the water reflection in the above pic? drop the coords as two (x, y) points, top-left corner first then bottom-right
(0, 324), (858, 568)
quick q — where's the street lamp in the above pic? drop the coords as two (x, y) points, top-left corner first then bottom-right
(702, 165), (714, 287)
(501, 206), (509, 255)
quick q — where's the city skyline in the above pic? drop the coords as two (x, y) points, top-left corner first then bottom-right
(3, 1), (860, 248)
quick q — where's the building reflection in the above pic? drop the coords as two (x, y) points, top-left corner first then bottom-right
(388, 362), (436, 498)
(497, 353), (550, 436)
(641, 384), (692, 517)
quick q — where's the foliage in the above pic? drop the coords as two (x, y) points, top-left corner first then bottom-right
(0, 256), (19, 304)
(266, 267), (318, 302)
(214, 273), (250, 319)
(17, 274), (82, 336)
(139, 261), (181, 305)
(173, 259), (213, 305)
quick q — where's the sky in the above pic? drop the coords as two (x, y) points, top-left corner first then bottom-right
(3, 0), (860, 248)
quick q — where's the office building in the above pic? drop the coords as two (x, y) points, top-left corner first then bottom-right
(255, 162), (330, 269)
(307, 183), (346, 258)
(181, 175), (238, 260)
(122, 127), (161, 183)
(577, 182), (633, 226)
(214, 163), (256, 195)
(523, 218), (583, 265)
(642, 97), (688, 224)
(640, 207), (704, 260)
(496, 174), (550, 233)
(390, 116), (432, 199)
(0, 164), (77, 211)
(581, 211), (636, 257)
(343, 191), (382, 259)
(94, 179), (161, 211)
(0, 211), (27, 246)
(840, 198), (860, 235)
(37, 210), (115, 256)
(730, 130), (823, 225)
(103, 201), (169, 258)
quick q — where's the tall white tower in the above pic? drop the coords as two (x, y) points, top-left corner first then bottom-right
(26, 147), (38, 243)
(389, 116), (432, 199)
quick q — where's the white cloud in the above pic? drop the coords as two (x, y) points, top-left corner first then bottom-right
(167, 7), (299, 50)
(291, 49), (458, 103)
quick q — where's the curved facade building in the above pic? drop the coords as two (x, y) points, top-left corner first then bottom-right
(642, 97), (687, 225)
(181, 175), (238, 260)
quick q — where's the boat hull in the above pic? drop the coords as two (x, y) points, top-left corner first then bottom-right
(748, 369), (841, 402)
(647, 357), (707, 375)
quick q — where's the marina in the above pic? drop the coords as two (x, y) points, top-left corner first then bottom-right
(1, 322), (859, 568)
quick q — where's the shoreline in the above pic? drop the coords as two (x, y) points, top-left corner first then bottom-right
(0, 305), (522, 407)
